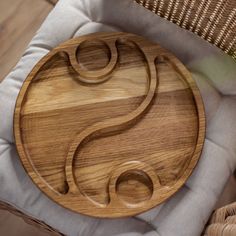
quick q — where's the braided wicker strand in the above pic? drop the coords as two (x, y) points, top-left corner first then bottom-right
(205, 203), (236, 235)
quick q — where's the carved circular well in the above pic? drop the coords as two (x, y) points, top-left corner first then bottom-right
(116, 170), (154, 205)
(76, 40), (111, 71)
(14, 32), (205, 218)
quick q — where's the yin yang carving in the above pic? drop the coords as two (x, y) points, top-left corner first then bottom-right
(14, 32), (205, 217)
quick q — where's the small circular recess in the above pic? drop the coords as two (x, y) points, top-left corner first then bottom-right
(76, 40), (111, 71)
(116, 170), (154, 205)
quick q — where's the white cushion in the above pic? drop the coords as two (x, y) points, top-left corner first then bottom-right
(0, 0), (236, 235)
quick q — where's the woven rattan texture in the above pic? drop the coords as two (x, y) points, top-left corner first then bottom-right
(204, 202), (236, 235)
(135, 0), (236, 60)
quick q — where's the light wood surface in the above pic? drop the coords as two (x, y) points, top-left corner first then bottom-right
(0, 0), (53, 234)
(14, 32), (205, 218)
(0, 0), (52, 81)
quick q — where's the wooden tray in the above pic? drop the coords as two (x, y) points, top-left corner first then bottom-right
(14, 32), (205, 218)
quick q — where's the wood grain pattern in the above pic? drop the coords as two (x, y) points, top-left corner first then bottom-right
(0, 0), (52, 81)
(14, 32), (205, 218)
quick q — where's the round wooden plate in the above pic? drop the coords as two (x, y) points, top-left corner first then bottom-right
(14, 32), (205, 218)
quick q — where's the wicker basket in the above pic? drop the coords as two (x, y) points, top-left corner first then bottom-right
(204, 203), (236, 236)
(1, 0), (235, 235)
(135, 0), (236, 60)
